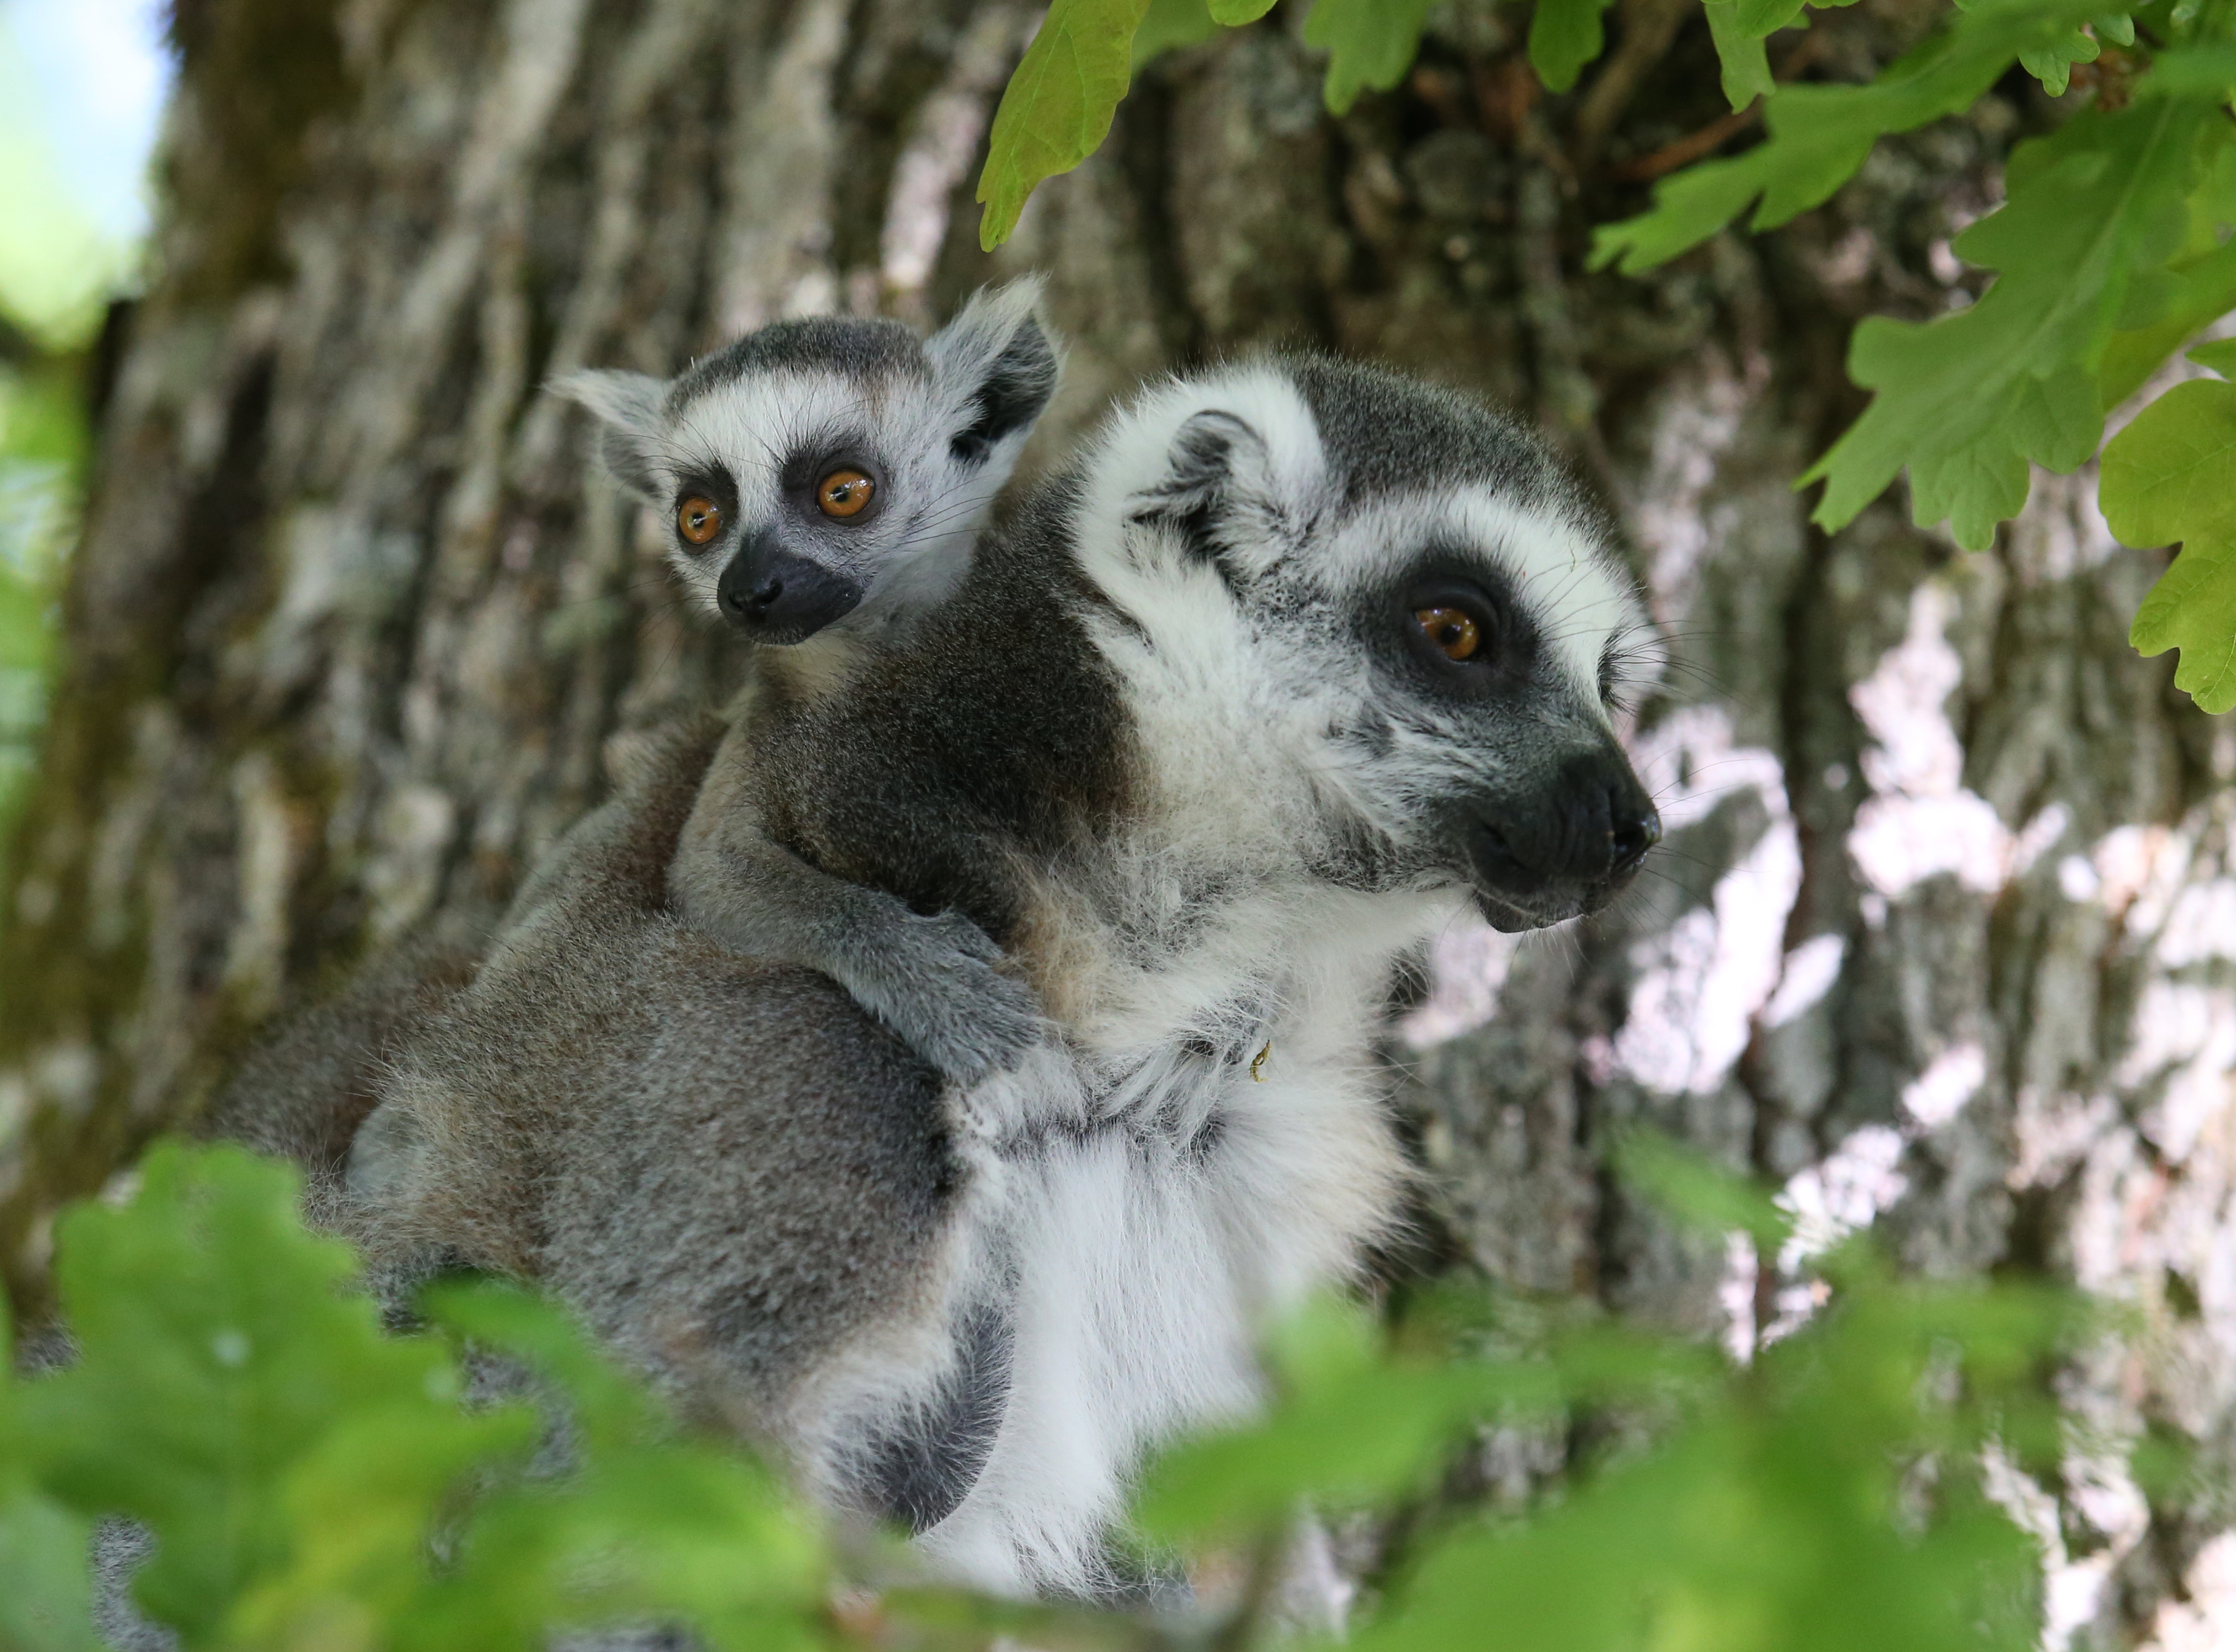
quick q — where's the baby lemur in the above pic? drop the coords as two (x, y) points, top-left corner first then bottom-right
(218, 284), (1063, 1188)
(557, 279), (1061, 1085)
(339, 354), (1663, 1598)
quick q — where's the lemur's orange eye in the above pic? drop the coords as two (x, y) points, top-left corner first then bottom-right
(1414, 606), (1481, 662)
(676, 496), (723, 546)
(817, 469), (875, 519)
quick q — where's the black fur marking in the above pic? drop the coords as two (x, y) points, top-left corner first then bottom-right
(1185, 1108), (1226, 1162)
(861, 1298), (1013, 1533)
(1132, 409), (1260, 596)
(751, 474), (1133, 949)
(1287, 354), (1617, 543)
(669, 317), (924, 408)
(1077, 575), (1156, 654)
(951, 319), (1059, 465)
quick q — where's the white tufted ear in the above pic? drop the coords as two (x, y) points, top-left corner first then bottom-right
(1126, 403), (1323, 589)
(1132, 410), (1265, 518)
(553, 369), (669, 503)
(924, 277), (1063, 485)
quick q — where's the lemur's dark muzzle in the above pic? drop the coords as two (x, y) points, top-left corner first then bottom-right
(1465, 748), (1659, 929)
(718, 533), (864, 643)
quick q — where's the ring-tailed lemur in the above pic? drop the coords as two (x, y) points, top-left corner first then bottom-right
(218, 285), (1063, 1185)
(344, 352), (1661, 1599)
(551, 279), (1061, 1084)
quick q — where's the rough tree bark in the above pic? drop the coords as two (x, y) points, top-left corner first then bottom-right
(2, 0), (2230, 1642)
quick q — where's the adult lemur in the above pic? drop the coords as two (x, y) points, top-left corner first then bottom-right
(339, 353), (1661, 1598)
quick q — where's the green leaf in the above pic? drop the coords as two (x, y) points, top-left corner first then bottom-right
(1529, 0), (1618, 94)
(1707, 0), (1873, 113)
(1704, 0), (1775, 108)
(2134, 41), (2236, 98)
(0, 1484), (99, 1652)
(413, 1445), (825, 1652)
(0, 1291), (99, 1652)
(1138, 1293), (1722, 1547)
(2099, 124), (2236, 404)
(2102, 377), (2236, 710)
(2121, 366), (2230, 503)
(1593, 0), (2125, 274)
(407, 1284), (827, 1652)
(2019, 27), (2099, 97)
(977, 0), (1154, 250)
(1348, 1276), (2083, 1652)
(1139, 1298), (1557, 1539)
(423, 1281), (665, 1459)
(229, 1398), (538, 1652)
(1739, 0), (1812, 33)
(1802, 99), (2208, 547)
(1134, 0), (1221, 68)
(1302, 0), (1438, 114)
(2100, 237), (2236, 405)
(1207, 0), (1278, 21)
(17, 1143), (467, 1647)
(2188, 337), (2236, 375)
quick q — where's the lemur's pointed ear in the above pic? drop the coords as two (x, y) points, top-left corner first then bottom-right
(1131, 409), (1271, 532)
(926, 278), (1064, 472)
(1125, 407), (1300, 580)
(553, 370), (668, 503)
(1143, 410), (1263, 511)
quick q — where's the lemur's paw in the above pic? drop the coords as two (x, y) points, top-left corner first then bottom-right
(858, 909), (1045, 1087)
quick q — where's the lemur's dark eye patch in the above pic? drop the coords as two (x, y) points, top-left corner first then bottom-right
(1415, 606), (1480, 662)
(817, 469), (875, 519)
(1395, 566), (1529, 689)
(676, 496), (723, 546)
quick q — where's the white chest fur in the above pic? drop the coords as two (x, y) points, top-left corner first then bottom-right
(788, 883), (1446, 1598)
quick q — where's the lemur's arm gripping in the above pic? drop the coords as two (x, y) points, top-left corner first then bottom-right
(670, 734), (1042, 1087)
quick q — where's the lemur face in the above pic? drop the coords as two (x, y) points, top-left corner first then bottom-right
(1081, 358), (1661, 931)
(559, 282), (1059, 644)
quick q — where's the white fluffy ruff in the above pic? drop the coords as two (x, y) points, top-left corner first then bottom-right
(787, 888), (1435, 1598)
(776, 360), (1651, 1598)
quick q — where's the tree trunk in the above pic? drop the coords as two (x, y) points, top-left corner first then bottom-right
(3, 0), (2229, 1640)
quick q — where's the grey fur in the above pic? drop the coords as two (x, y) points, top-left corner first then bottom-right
(666, 316), (924, 409)
(1287, 354), (1600, 524)
(208, 916), (488, 1228)
(219, 281), (1063, 1258)
(91, 1520), (176, 1652)
(342, 718), (965, 1427)
(665, 707), (1045, 1087)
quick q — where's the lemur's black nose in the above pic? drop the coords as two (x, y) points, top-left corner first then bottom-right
(717, 536), (863, 644)
(1467, 750), (1659, 901)
(1610, 796), (1661, 878)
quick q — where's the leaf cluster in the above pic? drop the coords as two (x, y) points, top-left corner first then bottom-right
(1139, 1135), (2114, 1652)
(974, 0), (2236, 710)
(0, 1143), (827, 1652)
(0, 1138), (2153, 1652)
